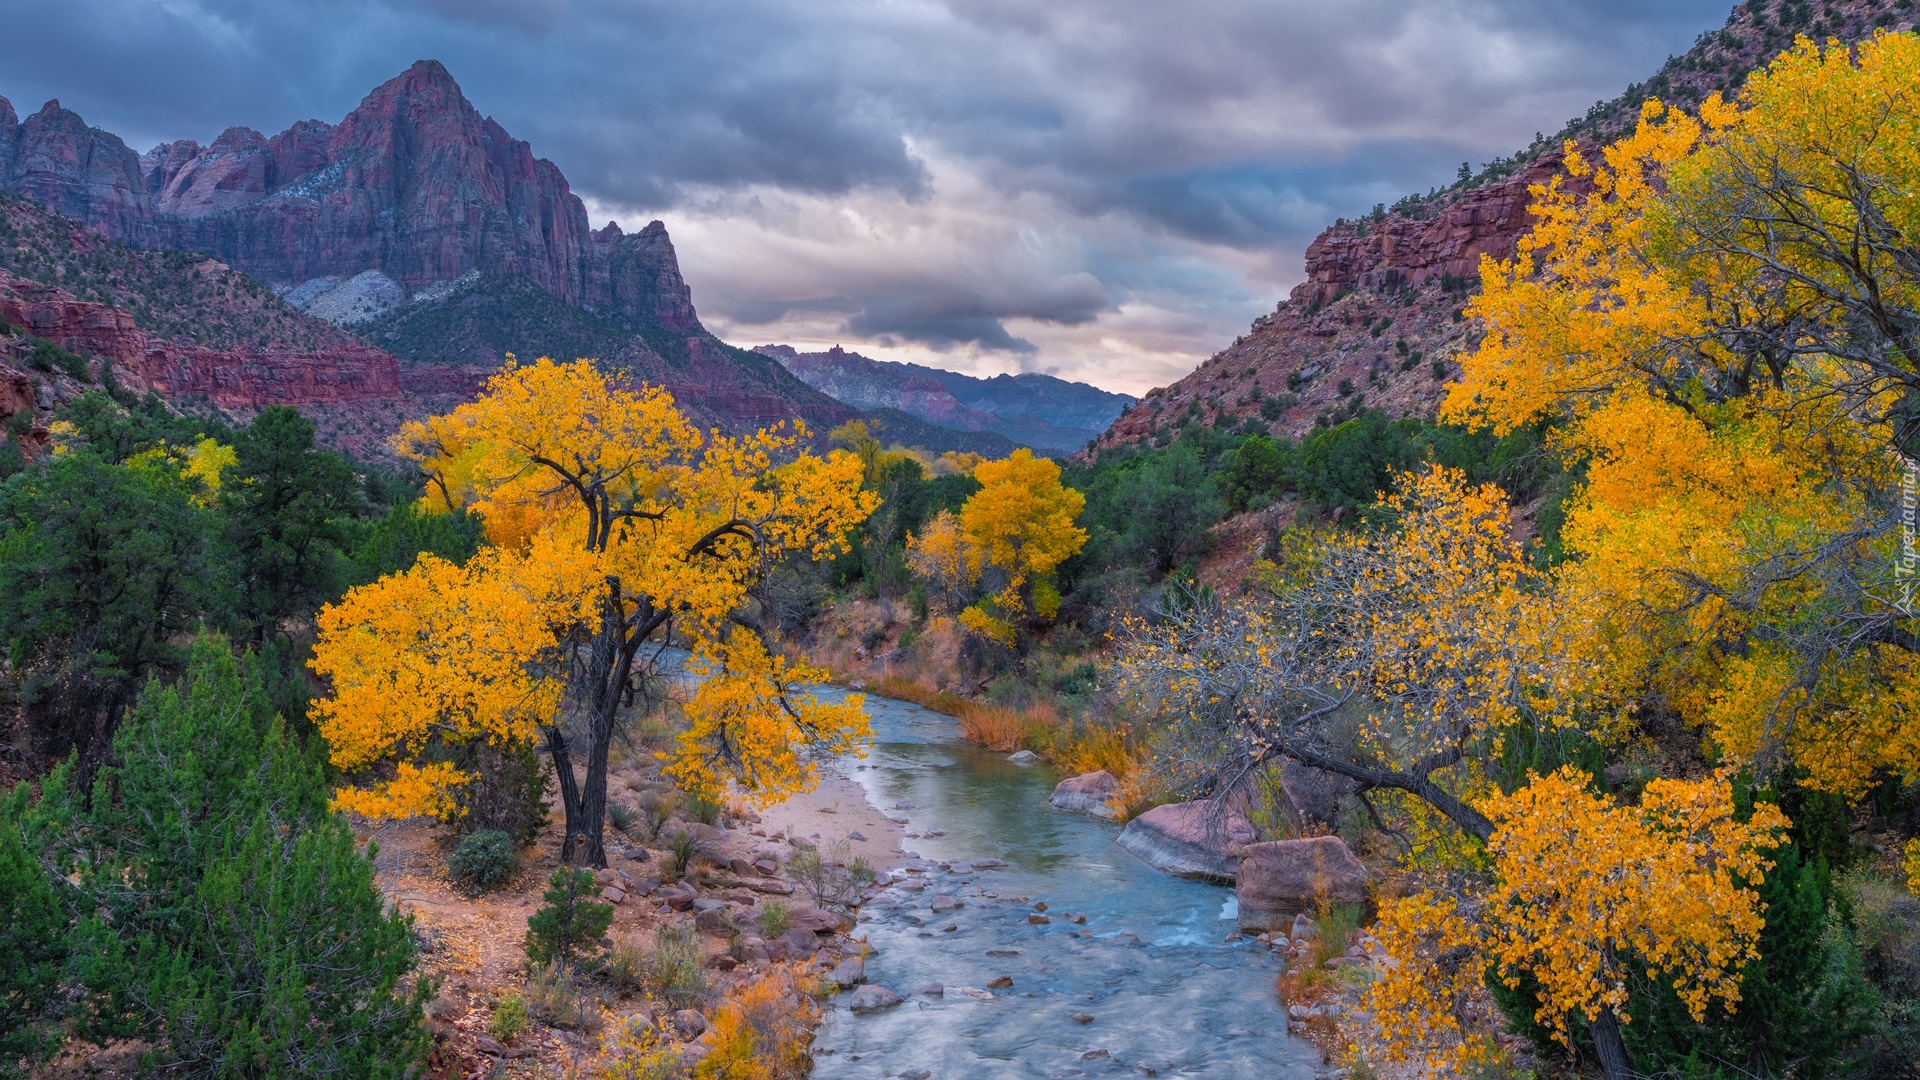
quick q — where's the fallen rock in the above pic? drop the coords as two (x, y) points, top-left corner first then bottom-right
(600, 886), (626, 904)
(848, 985), (902, 1013)
(663, 888), (697, 912)
(671, 1009), (707, 1039)
(829, 955), (866, 989)
(1113, 800), (1256, 881)
(785, 906), (842, 933)
(1234, 836), (1370, 931)
(752, 858), (778, 875)
(779, 927), (821, 958)
(1049, 770), (1121, 820)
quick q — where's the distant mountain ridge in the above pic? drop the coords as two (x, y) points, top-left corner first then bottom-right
(754, 344), (1133, 451)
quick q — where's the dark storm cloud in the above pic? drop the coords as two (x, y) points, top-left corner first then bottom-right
(0, 0), (1734, 369)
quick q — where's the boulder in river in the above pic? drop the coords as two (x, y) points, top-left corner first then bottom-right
(1007, 750), (1040, 763)
(1049, 770), (1121, 819)
(1114, 800), (1256, 881)
(830, 955), (866, 988)
(848, 985), (902, 1013)
(1234, 836), (1370, 931)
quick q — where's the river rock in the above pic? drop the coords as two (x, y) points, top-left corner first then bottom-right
(1049, 770), (1121, 819)
(1113, 800), (1257, 881)
(929, 895), (962, 913)
(786, 906), (842, 932)
(829, 955), (865, 988)
(848, 985), (902, 1013)
(1234, 836), (1370, 931)
(1007, 750), (1039, 763)
(778, 927), (821, 958)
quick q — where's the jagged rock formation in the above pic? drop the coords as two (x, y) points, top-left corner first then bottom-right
(1093, 0), (1917, 454)
(756, 344), (1132, 451)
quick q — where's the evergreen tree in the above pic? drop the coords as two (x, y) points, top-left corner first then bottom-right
(525, 867), (614, 968)
(22, 638), (429, 1077)
(0, 789), (65, 1075)
(222, 407), (360, 643)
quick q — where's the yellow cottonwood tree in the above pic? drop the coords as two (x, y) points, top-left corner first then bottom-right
(1367, 771), (1788, 1074)
(904, 509), (981, 615)
(951, 449), (1085, 645)
(313, 358), (877, 865)
(1444, 34), (1920, 796)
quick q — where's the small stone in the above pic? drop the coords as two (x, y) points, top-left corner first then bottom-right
(849, 831), (867, 841)
(1069, 914), (1086, 924)
(1007, 750), (1039, 763)
(917, 982), (944, 996)
(985, 949), (1020, 956)
(1070, 1013), (1095, 1024)
(971, 857), (1004, 868)
(601, 886), (626, 904)
(987, 975), (1013, 988)
(929, 895), (963, 913)
(819, 806), (837, 814)
(848, 985), (902, 1013)
(944, 985), (995, 1001)
(476, 1034), (507, 1055)
(779, 927), (821, 957)
(593, 868), (619, 885)
(664, 889), (696, 912)
(752, 858), (778, 875)
(830, 956), (866, 989)
(622, 847), (650, 862)
(1033, 901), (1048, 911)
(1028, 914), (1050, 925)
(671, 1009), (707, 1039)
(942, 924), (958, 932)
(692, 898), (726, 913)
(709, 954), (738, 971)
(1083, 1049), (1111, 1060)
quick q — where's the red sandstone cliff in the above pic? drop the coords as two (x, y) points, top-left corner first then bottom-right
(0, 270), (400, 408)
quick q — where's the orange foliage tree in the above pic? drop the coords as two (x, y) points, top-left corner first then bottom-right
(312, 358), (876, 865)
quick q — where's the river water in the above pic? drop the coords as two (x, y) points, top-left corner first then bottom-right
(803, 684), (1319, 1080)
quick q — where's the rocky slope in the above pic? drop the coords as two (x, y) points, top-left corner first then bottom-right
(1093, 0), (1917, 454)
(755, 344), (1132, 452)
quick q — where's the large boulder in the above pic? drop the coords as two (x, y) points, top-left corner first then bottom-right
(1234, 836), (1370, 931)
(1113, 800), (1256, 881)
(1049, 770), (1120, 820)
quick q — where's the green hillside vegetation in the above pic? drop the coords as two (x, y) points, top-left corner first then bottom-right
(0, 192), (349, 352)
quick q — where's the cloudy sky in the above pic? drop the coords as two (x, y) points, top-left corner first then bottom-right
(1, 0), (1734, 393)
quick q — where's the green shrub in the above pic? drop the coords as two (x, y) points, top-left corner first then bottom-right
(524, 868), (614, 968)
(686, 791), (723, 826)
(607, 800), (640, 837)
(448, 829), (516, 891)
(757, 899), (792, 939)
(26, 338), (88, 381)
(489, 991), (529, 1042)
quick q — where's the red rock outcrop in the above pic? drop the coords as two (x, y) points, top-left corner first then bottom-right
(0, 63), (708, 329)
(0, 270), (400, 408)
(0, 98), (152, 243)
(1296, 150), (1572, 306)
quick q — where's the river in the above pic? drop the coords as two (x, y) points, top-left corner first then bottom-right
(802, 682), (1319, 1080)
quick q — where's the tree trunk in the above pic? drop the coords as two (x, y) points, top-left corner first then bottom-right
(547, 726), (587, 865)
(1589, 1011), (1634, 1080)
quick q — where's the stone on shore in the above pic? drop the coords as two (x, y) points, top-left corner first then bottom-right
(1113, 800), (1257, 881)
(1234, 836), (1370, 931)
(1049, 770), (1120, 820)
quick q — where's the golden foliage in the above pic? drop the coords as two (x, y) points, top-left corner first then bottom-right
(1367, 772), (1787, 1068)
(1443, 34), (1920, 796)
(315, 358), (878, 821)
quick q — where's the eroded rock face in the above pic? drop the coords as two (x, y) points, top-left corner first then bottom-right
(1233, 836), (1370, 932)
(1113, 800), (1256, 881)
(1049, 770), (1120, 820)
(0, 64), (712, 330)
(0, 270), (400, 407)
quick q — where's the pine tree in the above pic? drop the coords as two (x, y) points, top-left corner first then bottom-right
(0, 789), (65, 1075)
(525, 867), (614, 969)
